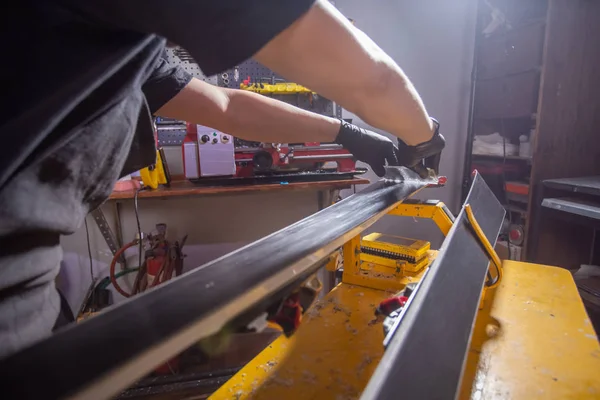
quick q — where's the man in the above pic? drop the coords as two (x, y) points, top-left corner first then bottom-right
(145, 54), (442, 177)
(1, 0), (444, 358)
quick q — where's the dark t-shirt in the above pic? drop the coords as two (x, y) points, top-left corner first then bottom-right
(125, 55), (194, 171)
(0, 0), (315, 358)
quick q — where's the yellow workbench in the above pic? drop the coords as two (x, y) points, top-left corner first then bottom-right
(461, 261), (600, 399)
(211, 261), (600, 399)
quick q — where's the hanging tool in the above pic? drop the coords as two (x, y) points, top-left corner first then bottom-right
(268, 275), (323, 336)
(108, 224), (186, 298)
(240, 79), (314, 95)
(376, 295), (408, 317)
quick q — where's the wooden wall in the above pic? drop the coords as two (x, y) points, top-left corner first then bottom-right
(526, 0), (600, 268)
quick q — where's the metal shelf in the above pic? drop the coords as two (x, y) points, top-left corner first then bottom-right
(542, 198), (600, 221)
(543, 176), (600, 197)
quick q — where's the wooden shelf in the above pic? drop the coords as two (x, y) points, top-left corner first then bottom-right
(109, 177), (370, 200)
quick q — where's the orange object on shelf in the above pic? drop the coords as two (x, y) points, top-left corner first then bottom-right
(113, 178), (141, 192)
(505, 181), (529, 195)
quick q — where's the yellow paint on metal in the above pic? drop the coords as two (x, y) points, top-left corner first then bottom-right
(324, 252), (340, 272)
(359, 252), (430, 273)
(240, 82), (314, 95)
(361, 233), (430, 260)
(464, 204), (503, 289)
(460, 261), (600, 399)
(209, 284), (391, 400)
(342, 264), (425, 292)
(344, 250), (435, 292)
(340, 201), (450, 293)
(211, 260), (600, 399)
(387, 202), (453, 236)
(139, 150), (167, 189)
(211, 197), (599, 399)
(342, 235), (361, 277)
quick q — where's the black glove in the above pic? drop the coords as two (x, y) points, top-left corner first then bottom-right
(395, 118), (445, 178)
(335, 120), (399, 177)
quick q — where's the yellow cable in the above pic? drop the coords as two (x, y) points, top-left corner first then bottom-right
(465, 204), (503, 288)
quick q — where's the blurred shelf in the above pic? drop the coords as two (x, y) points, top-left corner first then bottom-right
(506, 181), (530, 196)
(474, 113), (537, 121)
(503, 204), (528, 216)
(477, 67), (542, 82)
(480, 17), (547, 40)
(542, 197), (600, 221)
(543, 176), (600, 197)
(472, 153), (532, 161)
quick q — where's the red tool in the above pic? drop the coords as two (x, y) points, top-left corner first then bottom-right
(376, 295), (408, 317)
(183, 122), (358, 180)
(235, 145), (356, 178)
(109, 227), (184, 298)
(111, 225), (185, 375)
(269, 293), (303, 336)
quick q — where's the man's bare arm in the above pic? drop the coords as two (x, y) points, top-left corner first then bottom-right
(155, 77), (340, 143)
(254, 0), (433, 146)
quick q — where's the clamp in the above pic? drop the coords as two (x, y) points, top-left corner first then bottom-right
(140, 148), (171, 190)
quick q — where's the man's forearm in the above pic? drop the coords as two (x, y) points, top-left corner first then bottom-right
(220, 88), (341, 143)
(254, 0), (433, 145)
(155, 78), (340, 143)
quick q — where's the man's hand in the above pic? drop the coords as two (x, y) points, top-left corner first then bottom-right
(335, 120), (398, 177)
(395, 119), (445, 178)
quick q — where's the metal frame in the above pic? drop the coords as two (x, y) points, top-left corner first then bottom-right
(543, 176), (600, 197)
(90, 208), (125, 263)
(165, 47), (218, 85)
(0, 167), (435, 400)
(217, 59), (335, 116)
(341, 199), (454, 292)
(542, 198), (600, 221)
(157, 125), (187, 146)
(217, 59), (282, 89)
(362, 171), (505, 400)
(387, 199), (455, 236)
